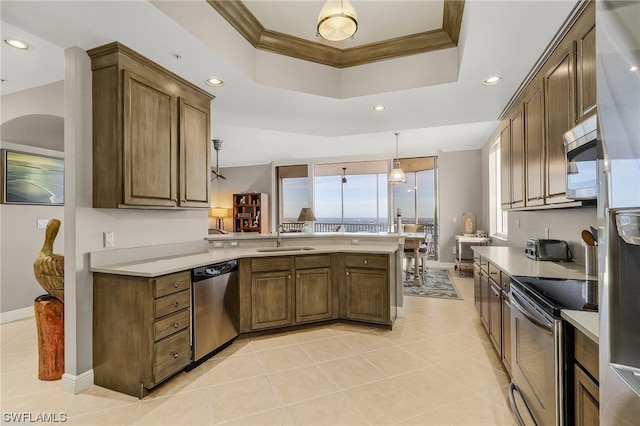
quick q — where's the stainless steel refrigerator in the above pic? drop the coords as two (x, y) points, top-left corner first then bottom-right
(596, 1), (640, 424)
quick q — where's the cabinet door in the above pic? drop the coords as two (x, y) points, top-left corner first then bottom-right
(345, 268), (388, 323)
(489, 282), (502, 353)
(574, 364), (599, 426)
(480, 270), (490, 332)
(510, 108), (525, 208)
(178, 97), (210, 208)
(524, 83), (545, 207)
(575, 2), (596, 122)
(500, 123), (512, 209)
(296, 267), (332, 323)
(474, 264), (481, 314)
(251, 270), (293, 330)
(544, 42), (575, 204)
(123, 70), (177, 207)
(501, 294), (512, 373)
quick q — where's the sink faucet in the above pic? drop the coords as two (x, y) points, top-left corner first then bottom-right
(277, 224), (285, 247)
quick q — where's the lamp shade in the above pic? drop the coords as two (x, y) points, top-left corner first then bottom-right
(317, 0), (358, 41)
(209, 207), (228, 218)
(297, 207), (317, 222)
(388, 133), (407, 184)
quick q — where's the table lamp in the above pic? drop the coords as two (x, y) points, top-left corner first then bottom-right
(209, 207), (229, 230)
(297, 207), (317, 233)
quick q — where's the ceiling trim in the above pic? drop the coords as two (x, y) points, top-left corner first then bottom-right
(206, 0), (465, 69)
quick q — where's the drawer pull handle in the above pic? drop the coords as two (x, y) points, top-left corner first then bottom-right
(173, 282), (179, 288)
(490, 272), (498, 275)
(173, 322), (179, 328)
(173, 301), (179, 308)
(172, 352), (179, 359)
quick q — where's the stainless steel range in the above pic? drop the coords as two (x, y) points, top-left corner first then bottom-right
(508, 276), (597, 426)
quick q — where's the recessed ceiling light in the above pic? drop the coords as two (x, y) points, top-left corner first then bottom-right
(4, 38), (31, 50)
(630, 65), (639, 72)
(205, 78), (224, 87)
(483, 75), (503, 86)
(373, 105), (386, 112)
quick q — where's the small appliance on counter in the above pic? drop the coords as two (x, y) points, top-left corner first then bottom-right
(524, 238), (572, 261)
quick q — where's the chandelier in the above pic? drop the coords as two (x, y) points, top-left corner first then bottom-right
(317, 0), (358, 42)
(388, 133), (407, 184)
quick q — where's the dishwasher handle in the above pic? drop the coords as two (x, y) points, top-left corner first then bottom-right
(192, 260), (238, 281)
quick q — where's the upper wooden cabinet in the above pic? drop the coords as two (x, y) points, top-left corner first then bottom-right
(499, 0), (595, 210)
(88, 42), (214, 209)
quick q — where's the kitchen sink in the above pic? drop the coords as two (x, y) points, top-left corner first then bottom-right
(256, 246), (315, 252)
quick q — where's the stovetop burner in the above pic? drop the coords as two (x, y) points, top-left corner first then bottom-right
(511, 276), (598, 318)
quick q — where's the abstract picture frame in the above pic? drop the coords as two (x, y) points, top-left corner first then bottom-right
(1, 149), (64, 205)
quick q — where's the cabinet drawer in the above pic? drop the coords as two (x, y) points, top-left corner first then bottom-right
(155, 290), (190, 318)
(575, 329), (599, 382)
(295, 254), (331, 269)
(251, 256), (293, 272)
(155, 271), (191, 298)
(154, 308), (190, 341)
(345, 254), (387, 269)
(501, 271), (511, 292)
(488, 263), (500, 284)
(153, 329), (190, 384)
(479, 256), (489, 273)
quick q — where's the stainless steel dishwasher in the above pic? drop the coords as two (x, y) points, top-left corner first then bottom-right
(190, 260), (239, 365)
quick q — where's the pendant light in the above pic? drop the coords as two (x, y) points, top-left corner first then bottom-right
(317, 0), (358, 42)
(388, 133), (407, 184)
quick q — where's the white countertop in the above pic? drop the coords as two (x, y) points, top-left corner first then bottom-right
(473, 246), (599, 343)
(561, 310), (599, 343)
(90, 237), (401, 277)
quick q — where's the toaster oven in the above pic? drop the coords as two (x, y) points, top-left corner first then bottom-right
(525, 238), (573, 261)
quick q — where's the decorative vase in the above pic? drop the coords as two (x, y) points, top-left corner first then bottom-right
(461, 212), (477, 236)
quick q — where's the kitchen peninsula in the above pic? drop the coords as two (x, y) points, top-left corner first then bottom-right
(90, 232), (403, 397)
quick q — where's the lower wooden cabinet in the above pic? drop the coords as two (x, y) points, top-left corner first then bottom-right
(239, 252), (392, 332)
(572, 327), (600, 425)
(93, 271), (191, 398)
(489, 281), (502, 351)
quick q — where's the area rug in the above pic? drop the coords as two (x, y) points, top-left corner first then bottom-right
(404, 268), (462, 300)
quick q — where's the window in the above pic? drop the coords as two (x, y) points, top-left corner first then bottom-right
(490, 139), (508, 239)
(314, 161), (388, 232)
(278, 165), (309, 224)
(392, 156), (438, 259)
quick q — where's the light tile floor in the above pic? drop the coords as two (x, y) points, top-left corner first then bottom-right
(0, 269), (517, 425)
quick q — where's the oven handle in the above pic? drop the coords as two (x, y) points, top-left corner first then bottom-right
(509, 382), (538, 426)
(511, 295), (553, 335)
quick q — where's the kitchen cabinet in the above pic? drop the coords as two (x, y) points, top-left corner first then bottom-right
(488, 265), (502, 351)
(344, 254), (391, 325)
(88, 42), (213, 209)
(524, 81), (545, 207)
(543, 37), (575, 205)
(240, 254), (336, 332)
(479, 268), (490, 333)
(500, 272), (512, 374)
(575, 1), (596, 122)
(93, 271), (191, 398)
(295, 255), (333, 323)
(473, 261), (481, 313)
(499, 1), (594, 210)
(233, 193), (269, 233)
(571, 326), (599, 425)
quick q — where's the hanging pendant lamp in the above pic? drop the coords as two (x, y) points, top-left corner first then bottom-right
(388, 133), (407, 184)
(317, 0), (358, 42)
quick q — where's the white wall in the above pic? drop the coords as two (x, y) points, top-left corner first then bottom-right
(438, 149), (484, 263)
(1, 81), (65, 317)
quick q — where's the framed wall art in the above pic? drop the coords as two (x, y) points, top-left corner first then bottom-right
(1, 149), (64, 205)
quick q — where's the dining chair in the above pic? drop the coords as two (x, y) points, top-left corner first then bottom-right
(403, 225), (428, 282)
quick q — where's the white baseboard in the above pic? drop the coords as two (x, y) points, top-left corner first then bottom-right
(396, 307), (406, 318)
(61, 369), (94, 394)
(0, 307), (34, 324)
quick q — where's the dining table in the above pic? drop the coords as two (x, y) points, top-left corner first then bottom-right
(403, 232), (427, 286)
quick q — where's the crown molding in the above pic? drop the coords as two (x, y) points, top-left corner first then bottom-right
(207, 0), (465, 69)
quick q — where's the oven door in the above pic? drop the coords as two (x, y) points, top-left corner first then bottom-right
(510, 285), (563, 426)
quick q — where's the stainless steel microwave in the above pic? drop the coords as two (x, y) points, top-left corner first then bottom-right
(563, 115), (598, 200)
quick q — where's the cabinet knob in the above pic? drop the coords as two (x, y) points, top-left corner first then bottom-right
(297, 274), (300, 279)
(288, 274), (292, 280)
(364, 260), (368, 264)
(173, 322), (179, 328)
(173, 282), (179, 288)
(173, 301), (179, 307)
(346, 271), (350, 276)
(172, 352), (179, 359)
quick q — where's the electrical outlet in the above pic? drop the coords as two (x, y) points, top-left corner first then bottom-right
(351, 239), (360, 245)
(103, 231), (115, 249)
(453, 245), (457, 254)
(515, 219), (520, 229)
(545, 228), (550, 239)
(37, 219), (48, 229)
(453, 217), (457, 223)
(229, 241), (239, 247)
(213, 242), (223, 248)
